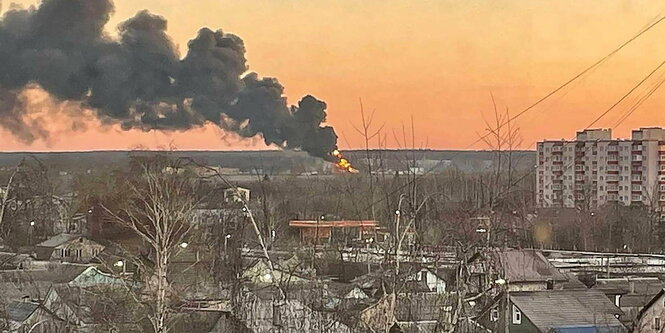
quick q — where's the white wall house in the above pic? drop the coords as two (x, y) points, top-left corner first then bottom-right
(408, 268), (447, 294)
(36, 234), (104, 263)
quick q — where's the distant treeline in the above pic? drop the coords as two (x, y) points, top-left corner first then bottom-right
(0, 149), (535, 174)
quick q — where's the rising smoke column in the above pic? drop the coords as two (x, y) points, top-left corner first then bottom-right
(0, 0), (338, 159)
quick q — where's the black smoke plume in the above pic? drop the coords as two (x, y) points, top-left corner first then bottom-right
(0, 0), (338, 160)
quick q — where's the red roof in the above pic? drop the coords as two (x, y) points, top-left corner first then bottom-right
(289, 220), (379, 228)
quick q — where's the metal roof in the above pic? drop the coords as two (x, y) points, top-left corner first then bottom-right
(0, 263), (90, 284)
(6, 301), (39, 322)
(593, 277), (665, 296)
(493, 249), (568, 283)
(36, 233), (83, 248)
(289, 220), (380, 228)
(510, 289), (625, 331)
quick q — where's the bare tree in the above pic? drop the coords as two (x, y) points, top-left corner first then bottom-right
(0, 164), (18, 239)
(104, 163), (198, 333)
(351, 99), (385, 219)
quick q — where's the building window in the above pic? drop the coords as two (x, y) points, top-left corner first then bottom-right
(656, 318), (661, 331)
(546, 280), (554, 290)
(490, 307), (499, 322)
(512, 305), (522, 324)
(272, 303), (282, 326)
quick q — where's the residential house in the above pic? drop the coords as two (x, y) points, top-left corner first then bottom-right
(391, 293), (455, 333)
(3, 301), (66, 332)
(42, 285), (143, 332)
(405, 267), (447, 294)
(235, 285), (360, 333)
(35, 234), (104, 263)
(241, 259), (311, 286)
(635, 289), (665, 333)
(289, 220), (388, 245)
(0, 263), (118, 305)
(223, 186), (250, 203)
(593, 277), (665, 329)
(170, 311), (252, 333)
(477, 289), (626, 333)
(352, 265), (451, 298)
(469, 249), (569, 293)
(0, 251), (33, 270)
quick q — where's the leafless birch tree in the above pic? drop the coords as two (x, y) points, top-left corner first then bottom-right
(104, 164), (198, 333)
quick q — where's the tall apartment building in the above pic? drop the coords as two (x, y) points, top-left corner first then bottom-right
(537, 127), (665, 213)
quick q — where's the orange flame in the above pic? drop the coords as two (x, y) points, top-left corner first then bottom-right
(332, 149), (359, 173)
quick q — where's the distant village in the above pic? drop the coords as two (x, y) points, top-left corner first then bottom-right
(0, 142), (665, 333)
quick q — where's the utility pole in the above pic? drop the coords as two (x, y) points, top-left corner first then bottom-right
(505, 289), (510, 333)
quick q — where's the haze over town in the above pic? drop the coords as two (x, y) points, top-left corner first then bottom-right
(3, 1), (665, 333)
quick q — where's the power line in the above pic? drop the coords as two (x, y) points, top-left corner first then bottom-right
(523, 58), (665, 208)
(469, 14), (665, 152)
(613, 73), (665, 128)
(358, 12), (665, 213)
(584, 59), (665, 129)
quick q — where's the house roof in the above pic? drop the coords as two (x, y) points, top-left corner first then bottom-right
(394, 321), (439, 333)
(0, 263), (90, 284)
(510, 289), (624, 331)
(0, 281), (52, 302)
(396, 293), (453, 322)
(592, 277), (665, 296)
(351, 265), (443, 296)
(6, 301), (40, 322)
(36, 233), (84, 248)
(0, 252), (30, 267)
(49, 285), (144, 325)
(636, 289), (665, 321)
(560, 272), (587, 289)
(619, 294), (659, 308)
(493, 249), (568, 283)
(289, 220), (380, 228)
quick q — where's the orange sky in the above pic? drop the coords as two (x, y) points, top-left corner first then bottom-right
(3, 0), (665, 151)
